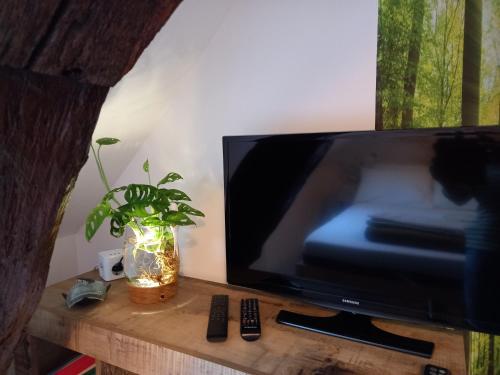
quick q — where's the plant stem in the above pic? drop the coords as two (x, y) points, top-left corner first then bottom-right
(97, 145), (112, 192)
(91, 144), (110, 191)
(91, 143), (121, 207)
(128, 218), (144, 237)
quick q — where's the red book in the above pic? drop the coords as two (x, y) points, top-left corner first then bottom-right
(50, 355), (95, 375)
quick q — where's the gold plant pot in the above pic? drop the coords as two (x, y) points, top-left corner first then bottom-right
(124, 226), (180, 304)
(127, 282), (177, 304)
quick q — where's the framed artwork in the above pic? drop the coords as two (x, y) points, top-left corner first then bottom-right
(376, 2), (500, 374)
(376, 0), (499, 130)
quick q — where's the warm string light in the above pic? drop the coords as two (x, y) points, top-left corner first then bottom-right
(127, 225), (179, 288)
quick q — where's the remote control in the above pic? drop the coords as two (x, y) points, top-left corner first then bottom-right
(423, 364), (450, 375)
(206, 295), (229, 342)
(240, 298), (261, 341)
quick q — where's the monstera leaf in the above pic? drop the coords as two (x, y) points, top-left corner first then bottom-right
(158, 172), (182, 186)
(177, 203), (205, 217)
(124, 184), (157, 204)
(160, 188), (191, 202)
(101, 186), (127, 204)
(109, 211), (130, 238)
(151, 193), (171, 214)
(118, 203), (150, 218)
(162, 211), (195, 226)
(85, 203), (112, 241)
(96, 137), (120, 146)
(141, 216), (170, 227)
(85, 136), (205, 242)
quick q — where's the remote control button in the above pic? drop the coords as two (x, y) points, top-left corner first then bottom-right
(207, 295), (229, 342)
(240, 298), (262, 341)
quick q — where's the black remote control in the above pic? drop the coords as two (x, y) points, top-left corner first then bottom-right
(206, 295), (229, 342)
(423, 364), (450, 375)
(240, 298), (261, 341)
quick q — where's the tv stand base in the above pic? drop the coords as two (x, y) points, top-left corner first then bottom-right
(276, 310), (434, 358)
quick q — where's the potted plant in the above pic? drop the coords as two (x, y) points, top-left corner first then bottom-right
(85, 137), (205, 304)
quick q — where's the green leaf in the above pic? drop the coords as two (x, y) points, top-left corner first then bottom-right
(110, 218), (125, 237)
(154, 189), (171, 205)
(141, 216), (167, 227)
(124, 184), (157, 204)
(177, 203), (205, 217)
(101, 186), (127, 203)
(162, 212), (195, 226)
(118, 203), (151, 218)
(157, 172), (183, 186)
(143, 159), (149, 173)
(109, 211), (130, 237)
(96, 137), (120, 146)
(85, 203), (111, 241)
(160, 188), (191, 202)
(151, 199), (170, 214)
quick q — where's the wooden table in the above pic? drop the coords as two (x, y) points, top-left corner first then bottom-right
(26, 271), (466, 374)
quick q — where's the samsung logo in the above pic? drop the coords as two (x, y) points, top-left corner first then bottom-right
(342, 298), (360, 306)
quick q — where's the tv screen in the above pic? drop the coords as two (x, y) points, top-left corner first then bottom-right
(223, 127), (500, 335)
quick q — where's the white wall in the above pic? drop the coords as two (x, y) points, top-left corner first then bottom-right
(51, 0), (378, 284)
(46, 234), (78, 286)
(58, 0), (234, 237)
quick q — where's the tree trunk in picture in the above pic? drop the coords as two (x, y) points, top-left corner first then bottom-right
(461, 0), (482, 126)
(487, 334), (494, 375)
(401, 0), (425, 129)
(0, 1), (183, 372)
(375, 75), (384, 131)
(375, 22), (384, 131)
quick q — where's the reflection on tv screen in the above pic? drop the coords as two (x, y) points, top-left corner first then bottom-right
(225, 129), (500, 334)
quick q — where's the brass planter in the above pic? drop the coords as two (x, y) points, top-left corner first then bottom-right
(124, 226), (180, 304)
(127, 281), (178, 304)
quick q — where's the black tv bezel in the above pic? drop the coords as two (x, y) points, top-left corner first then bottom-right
(223, 126), (500, 334)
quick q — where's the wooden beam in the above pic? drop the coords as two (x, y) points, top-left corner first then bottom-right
(96, 361), (138, 375)
(0, 66), (108, 372)
(27, 271), (467, 375)
(0, 1), (183, 371)
(0, 0), (183, 86)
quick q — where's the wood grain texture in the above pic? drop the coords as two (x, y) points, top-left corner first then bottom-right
(14, 334), (39, 375)
(0, 67), (108, 372)
(0, 1), (183, 370)
(0, 0), (183, 86)
(0, 0), (62, 66)
(97, 361), (138, 375)
(14, 335), (77, 375)
(128, 281), (177, 304)
(28, 271), (466, 375)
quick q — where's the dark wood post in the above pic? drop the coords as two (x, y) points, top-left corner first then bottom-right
(0, 1), (182, 372)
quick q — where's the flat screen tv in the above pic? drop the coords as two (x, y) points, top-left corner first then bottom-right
(223, 127), (500, 357)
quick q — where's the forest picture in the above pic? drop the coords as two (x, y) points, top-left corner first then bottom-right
(376, 0), (499, 129)
(469, 332), (500, 375)
(377, 1), (499, 374)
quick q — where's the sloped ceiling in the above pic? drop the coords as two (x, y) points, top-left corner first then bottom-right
(59, 0), (234, 236)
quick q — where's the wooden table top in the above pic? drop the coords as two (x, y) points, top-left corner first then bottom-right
(28, 271), (466, 375)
